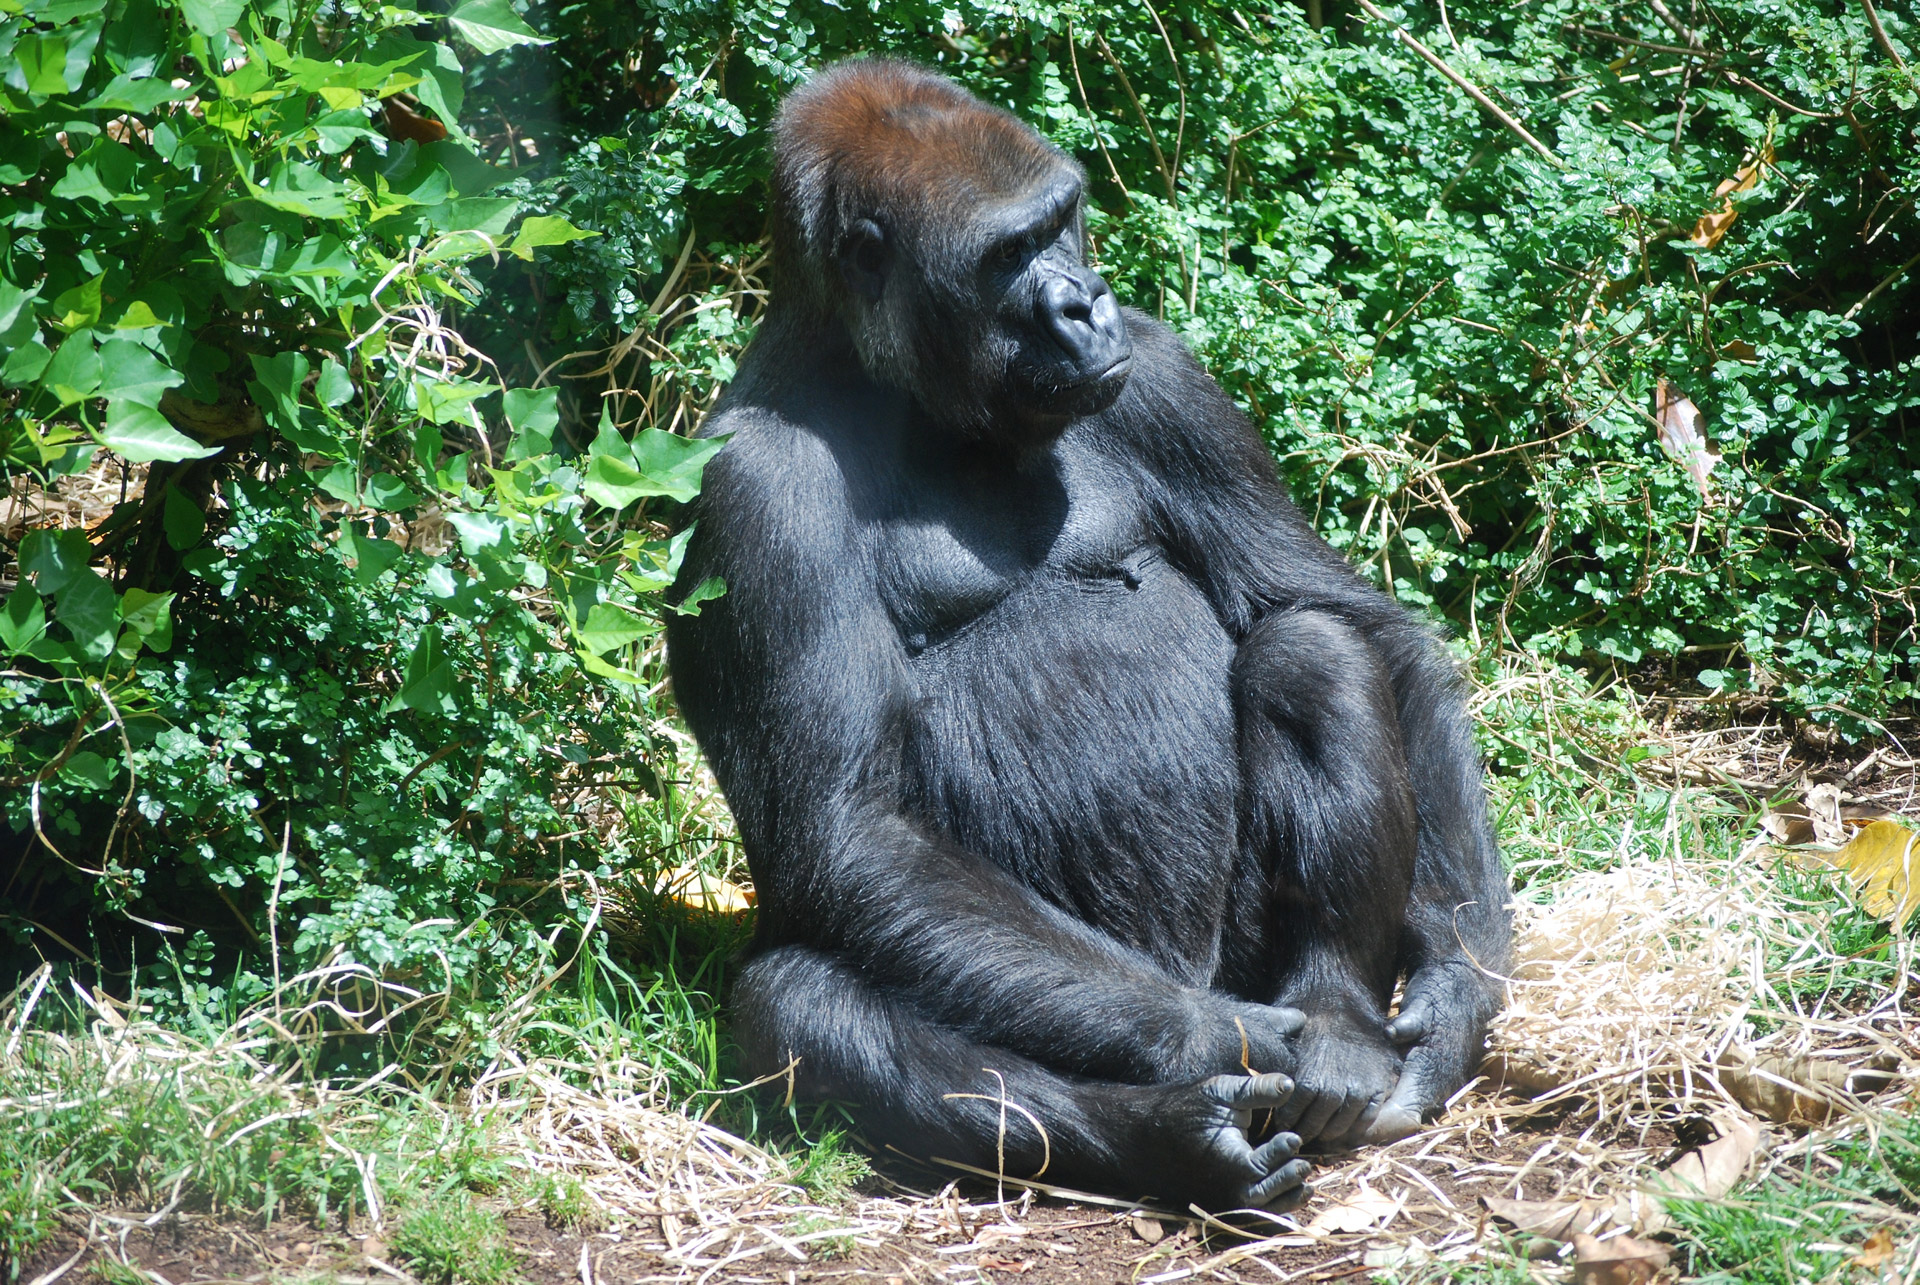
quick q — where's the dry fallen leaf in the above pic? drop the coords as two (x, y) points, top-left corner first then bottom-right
(1573, 1231), (1671, 1285)
(1853, 1226), (1897, 1270)
(653, 865), (756, 913)
(1654, 379), (1723, 499)
(1801, 819), (1920, 930)
(977, 1255), (1035, 1273)
(1305, 1188), (1400, 1235)
(1483, 1192), (1666, 1243)
(1129, 1212), (1166, 1244)
(1656, 1111), (1759, 1198)
(1689, 141), (1773, 250)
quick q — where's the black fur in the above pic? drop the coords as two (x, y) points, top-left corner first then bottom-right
(666, 60), (1511, 1212)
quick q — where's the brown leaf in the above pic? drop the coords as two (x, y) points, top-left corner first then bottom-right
(1654, 380), (1722, 498)
(1483, 1193), (1665, 1244)
(1853, 1226), (1897, 1270)
(1689, 142), (1773, 249)
(381, 95), (449, 144)
(1572, 1232), (1670, 1285)
(1130, 1212), (1166, 1244)
(977, 1255), (1035, 1273)
(1656, 1112), (1759, 1198)
(1305, 1188), (1400, 1235)
(1716, 1051), (1860, 1125)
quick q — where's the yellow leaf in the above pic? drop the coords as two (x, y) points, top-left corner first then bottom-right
(1688, 137), (1775, 250)
(654, 865), (755, 914)
(1804, 819), (1920, 930)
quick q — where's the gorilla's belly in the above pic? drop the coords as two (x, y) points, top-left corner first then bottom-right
(902, 555), (1238, 979)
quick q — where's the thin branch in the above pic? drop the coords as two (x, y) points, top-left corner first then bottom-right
(1843, 247), (1920, 321)
(1351, 0), (1566, 169)
(1861, 0), (1909, 73)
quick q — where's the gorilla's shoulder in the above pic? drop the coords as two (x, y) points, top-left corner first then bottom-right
(691, 404), (862, 546)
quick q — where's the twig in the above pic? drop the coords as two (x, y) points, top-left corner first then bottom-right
(1350, 0), (1566, 168)
(1862, 0), (1909, 73)
(1844, 248), (1920, 320)
(1717, 69), (1839, 119)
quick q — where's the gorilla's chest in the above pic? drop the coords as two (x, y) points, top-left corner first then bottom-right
(872, 434), (1240, 976)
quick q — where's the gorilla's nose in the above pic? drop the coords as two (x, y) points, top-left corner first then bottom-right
(1041, 272), (1131, 377)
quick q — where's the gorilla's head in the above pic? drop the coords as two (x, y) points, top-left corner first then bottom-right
(770, 60), (1134, 443)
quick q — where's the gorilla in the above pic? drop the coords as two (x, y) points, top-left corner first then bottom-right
(666, 59), (1511, 1212)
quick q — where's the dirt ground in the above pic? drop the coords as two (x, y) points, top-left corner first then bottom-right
(15, 1113), (1677, 1285)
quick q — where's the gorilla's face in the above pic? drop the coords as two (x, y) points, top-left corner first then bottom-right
(837, 173), (1134, 444)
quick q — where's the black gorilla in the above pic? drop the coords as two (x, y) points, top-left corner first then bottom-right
(666, 60), (1511, 1212)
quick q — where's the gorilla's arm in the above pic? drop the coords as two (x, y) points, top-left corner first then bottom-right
(1108, 315), (1512, 1133)
(666, 413), (1301, 1085)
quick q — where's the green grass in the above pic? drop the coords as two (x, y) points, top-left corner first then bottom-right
(390, 1194), (519, 1285)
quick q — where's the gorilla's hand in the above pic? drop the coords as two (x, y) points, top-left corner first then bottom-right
(1353, 962), (1497, 1145)
(1156, 998), (1304, 1082)
(1142, 1073), (1312, 1212)
(1264, 1011), (1402, 1148)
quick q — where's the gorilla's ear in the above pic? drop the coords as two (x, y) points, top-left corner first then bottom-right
(839, 218), (889, 303)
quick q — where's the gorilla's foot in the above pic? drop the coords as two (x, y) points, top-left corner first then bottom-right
(1265, 1018), (1404, 1151)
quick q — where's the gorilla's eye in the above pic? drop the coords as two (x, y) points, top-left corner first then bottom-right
(992, 238), (1027, 269)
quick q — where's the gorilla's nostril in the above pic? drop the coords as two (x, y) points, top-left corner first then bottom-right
(1063, 302), (1092, 323)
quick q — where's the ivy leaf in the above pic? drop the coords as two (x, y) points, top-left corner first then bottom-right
(119, 587), (173, 652)
(506, 214), (597, 260)
(56, 567), (119, 662)
(576, 603), (648, 656)
(99, 400), (220, 462)
(98, 337), (184, 405)
(630, 429), (728, 503)
(60, 750), (118, 791)
(383, 629), (457, 715)
(19, 529), (94, 596)
(0, 586), (48, 654)
(337, 526), (404, 585)
(80, 72), (195, 111)
(447, 0), (550, 54)
(180, 0), (244, 38)
(163, 487), (206, 551)
(669, 575), (726, 616)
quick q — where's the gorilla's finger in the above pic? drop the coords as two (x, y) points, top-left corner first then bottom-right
(1249, 1158), (1313, 1208)
(1249, 1130), (1302, 1171)
(1356, 1104), (1422, 1145)
(1202, 1072), (1294, 1111)
(1290, 1086), (1355, 1144)
(1319, 1089), (1377, 1145)
(1271, 1006), (1307, 1036)
(1265, 1083), (1312, 1132)
(1385, 999), (1431, 1045)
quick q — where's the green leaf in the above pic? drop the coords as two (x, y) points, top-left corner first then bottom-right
(337, 527), (404, 585)
(383, 629), (457, 715)
(179, 0), (243, 38)
(42, 334), (100, 404)
(118, 587), (173, 651)
(98, 337), (184, 405)
(581, 451), (661, 510)
(256, 162), (353, 219)
(49, 274), (103, 331)
(163, 487), (206, 550)
(447, 0), (549, 54)
(80, 72), (194, 111)
(414, 376), (495, 425)
(669, 575), (726, 616)
(364, 472), (420, 510)
(506, 214), (597, 261)
(575, 604), (648, 656)
(56, 567), (119, 662)
(19, 529), (92, 596)
(445, 511), (507, 557)
(247, 351), (309, 431)
(0, 587), (47, 654)
(99, 400), (220, 462)
(630, 429), (727, 503)
(312, 462), (358, 503)
(502, 397), (555, 460)
(316, 358), (354, 407)
(59, 750), (117, 791)
(9, 32), (76, 95)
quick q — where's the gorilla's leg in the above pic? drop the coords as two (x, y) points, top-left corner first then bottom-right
(735, 944), (1312, 1211)
(1220, 608), (1419, 1147)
